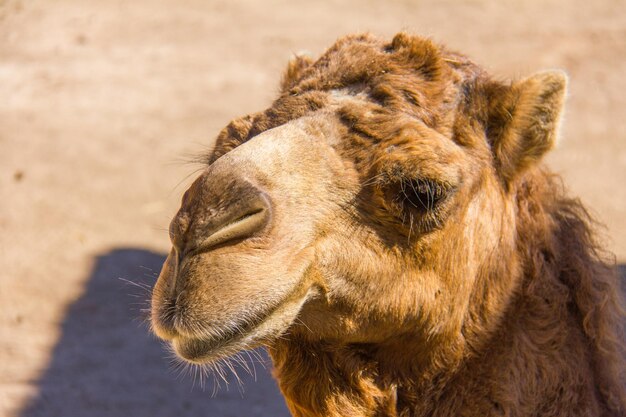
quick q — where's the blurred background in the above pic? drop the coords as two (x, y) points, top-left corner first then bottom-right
(1, 0), (624, 416)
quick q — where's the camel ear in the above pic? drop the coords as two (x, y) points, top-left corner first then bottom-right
(488, 71), (567, 184)
(280, 53), (314, 92)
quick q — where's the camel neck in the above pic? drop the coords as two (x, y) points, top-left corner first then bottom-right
(268, 336), (463, 417)
(269, 287), (608, 417)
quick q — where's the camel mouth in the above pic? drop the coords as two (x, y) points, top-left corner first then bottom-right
(169, 286), (319, 365)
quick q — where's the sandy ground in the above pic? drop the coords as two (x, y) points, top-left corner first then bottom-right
(0, 0), (624, 416)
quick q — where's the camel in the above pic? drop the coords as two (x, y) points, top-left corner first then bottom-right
(150, 33), (625, 416)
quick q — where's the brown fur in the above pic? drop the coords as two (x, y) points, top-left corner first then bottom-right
(152, 33), (625, 416)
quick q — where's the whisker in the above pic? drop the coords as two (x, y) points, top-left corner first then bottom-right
(118, 277), (153, 291)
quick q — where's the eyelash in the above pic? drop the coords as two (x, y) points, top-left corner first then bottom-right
(398, 178), (447, 212)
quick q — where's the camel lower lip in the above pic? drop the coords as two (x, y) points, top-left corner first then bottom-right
(172, 333), (247, 364)
(169, 306), (271, 364)
(170, 307), (274, 364)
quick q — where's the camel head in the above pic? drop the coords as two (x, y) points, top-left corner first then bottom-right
(150, 33), (567, 368)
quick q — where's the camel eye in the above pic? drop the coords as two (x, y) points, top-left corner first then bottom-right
(399, 178), (447, 212)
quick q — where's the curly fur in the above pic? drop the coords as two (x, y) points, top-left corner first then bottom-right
(269, 34), (624, 416)
(161, 33), (625, 416)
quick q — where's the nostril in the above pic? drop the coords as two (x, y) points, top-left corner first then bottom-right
(169, 211), (190, 253)
(197, 195), (271, 251)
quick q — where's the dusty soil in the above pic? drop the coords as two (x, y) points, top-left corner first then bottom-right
(1, 0), (624, 416)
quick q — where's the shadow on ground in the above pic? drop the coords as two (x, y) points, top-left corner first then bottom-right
(18, 248), (290, 417)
